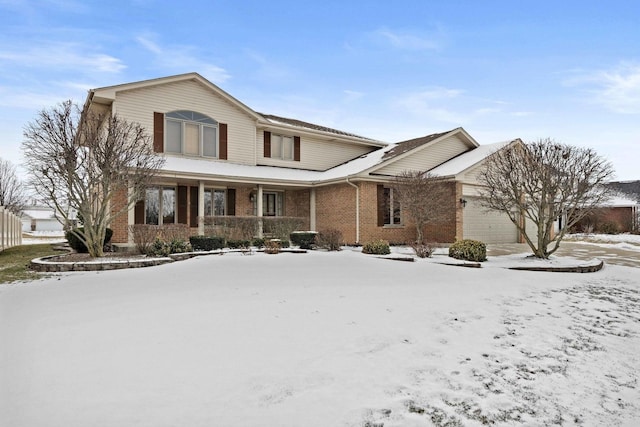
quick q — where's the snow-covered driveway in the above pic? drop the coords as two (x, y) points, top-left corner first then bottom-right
(1, 247), (639, 426)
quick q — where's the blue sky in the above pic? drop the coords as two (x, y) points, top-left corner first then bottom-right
(1, 0), (639, 180)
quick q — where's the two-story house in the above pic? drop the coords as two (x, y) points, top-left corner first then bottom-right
(83, 72), (524, 246)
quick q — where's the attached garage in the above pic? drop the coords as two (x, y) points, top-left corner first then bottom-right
(462, 196), (520, 243)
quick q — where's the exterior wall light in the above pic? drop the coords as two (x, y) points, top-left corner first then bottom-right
(459, 198), (467, 208)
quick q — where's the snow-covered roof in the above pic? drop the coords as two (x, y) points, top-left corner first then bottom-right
(605, 195), (638, 207)
(160, 138), (508, 186)
(21, 209), (57, 220)
(429, 140), (516, 177)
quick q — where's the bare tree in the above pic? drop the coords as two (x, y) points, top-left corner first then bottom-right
(22, 100), (165, 257)
(0, 158), (28, 214)
(478, 138), (614, 259)
(392, 170), (453, 245)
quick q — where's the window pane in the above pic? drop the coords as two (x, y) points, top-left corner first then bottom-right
(271, 135), (282, 159)
(383, 188), (391, 225)
(203, 126), (217, 157)
(282, 136), (293, 160)
(162, 188), (175, 224)
(263, 193), (276, 216)
(145, 189), (159, 225)
(184, 123), (200, 155)
(214, 190), (225, 216)
(166, 120), (182, 153)
(204, 190), (213, 216)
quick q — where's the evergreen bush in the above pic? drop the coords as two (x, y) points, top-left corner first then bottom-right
(362, 239), (391, 255)
(65, 227), (113, 253)
(189, 235), (225, 251)
(448, 239), (487, 262)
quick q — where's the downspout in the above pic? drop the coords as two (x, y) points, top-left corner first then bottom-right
(346, 177), (360, 244)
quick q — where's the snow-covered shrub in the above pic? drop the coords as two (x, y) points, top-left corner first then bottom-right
(316, 229), (343, 251)
(362, 239), (391, 255)
(189, 236), (225, 251)
(448, 239), (487, 262)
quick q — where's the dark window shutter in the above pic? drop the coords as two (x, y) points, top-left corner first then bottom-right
(153, 112), (164, 153)
(263, 131), (271, 158)
(226, 188), (236, 216)
(294, 136), (300, 161)
(190, 186), (199, 227)
(377, 184), (385, 227)
(219, 123), (228, 160)
(135, 200), (145, 224)
(177, 185), (188, 224)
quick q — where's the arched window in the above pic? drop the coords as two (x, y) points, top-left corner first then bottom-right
(165, 110), (218, 158)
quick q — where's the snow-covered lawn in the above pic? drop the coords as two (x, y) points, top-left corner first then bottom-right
(1, 243), (639, 426)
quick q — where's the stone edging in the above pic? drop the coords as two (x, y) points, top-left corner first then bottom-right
(508, 260), (604, 273)
(31, 254), (174, 272)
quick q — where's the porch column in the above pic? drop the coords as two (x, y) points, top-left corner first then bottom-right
(198, 181), (205, 235)
(309, 188), (316, 231)
(257, 184), (264, 237)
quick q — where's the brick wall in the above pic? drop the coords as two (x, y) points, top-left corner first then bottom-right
(110, 187), (130, 243)
(316, 180), (460, 245)
(315, 183), (358, 244)
(285, 189), (310, 230)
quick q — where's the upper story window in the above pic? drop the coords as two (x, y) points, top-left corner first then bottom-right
(165, 111), (218, 158)
(263, 131), (300, 162)
(271, 135), (294, 160)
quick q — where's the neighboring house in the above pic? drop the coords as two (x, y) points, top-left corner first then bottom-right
(83, 73), (526, 246)
(573, 195), (639, 233)
(20, 205), (64, 232)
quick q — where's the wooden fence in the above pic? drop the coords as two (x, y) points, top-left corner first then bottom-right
(0, 206), (22, 252)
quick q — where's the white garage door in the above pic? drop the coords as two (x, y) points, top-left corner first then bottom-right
(463, 196), (520, 243)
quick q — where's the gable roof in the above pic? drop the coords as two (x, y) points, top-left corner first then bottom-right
(382, 130), (453, 160)
(429, 139), (520, 178)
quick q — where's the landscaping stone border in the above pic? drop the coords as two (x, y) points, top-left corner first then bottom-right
(508, 260), (604, 273)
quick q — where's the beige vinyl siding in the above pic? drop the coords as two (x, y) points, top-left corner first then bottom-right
(463, 196), (520, 243)
(112, 80), (257, 165)
(375, 135), (471, 176)
(258, 130), (375, 171)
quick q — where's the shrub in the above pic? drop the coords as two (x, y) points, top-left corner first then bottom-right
(290, 231), (317, 249)
(263, 217), (305, 241)
(129, 224), (159, 254)
(448, 239), (487, 262)
(252, 237), (265, 248)
(189, 235), (225, 251)
(147, 238), (192, 257)
(316, 229), (343, 251)
(411, 242), (435, 258)
(204, 216), (260, 241)
(598, 221), (619, 234)
(362, 239), (391, 255)
(159, 224), (191, 242)
(226, 239), (251, 249)
(264, 239), (281, 254)
(65, 227), (113, 253)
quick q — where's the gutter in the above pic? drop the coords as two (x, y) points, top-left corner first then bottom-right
(345, 177), (360, 244)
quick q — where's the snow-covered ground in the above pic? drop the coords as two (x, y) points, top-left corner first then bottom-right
(21, 230), (66, 245)
(1, 238), (639, 426)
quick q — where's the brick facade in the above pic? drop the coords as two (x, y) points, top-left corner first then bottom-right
(109, 180), (463, 245)
(110, 187), (130, 244)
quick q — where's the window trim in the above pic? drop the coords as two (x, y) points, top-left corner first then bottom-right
(144, 186), (177, 225)
(164, 110), (219, 158)
(383, 186), (402, 227)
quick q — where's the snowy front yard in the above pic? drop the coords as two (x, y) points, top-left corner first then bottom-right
(1, 246), (639, 426)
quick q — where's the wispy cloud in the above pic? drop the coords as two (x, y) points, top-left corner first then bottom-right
(0, 41), (125, 73)
(565, 62), (640, 114)
(136, 33), (230, 83)
(394, 87), (465, 123)
(372, 27), (443, 51)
